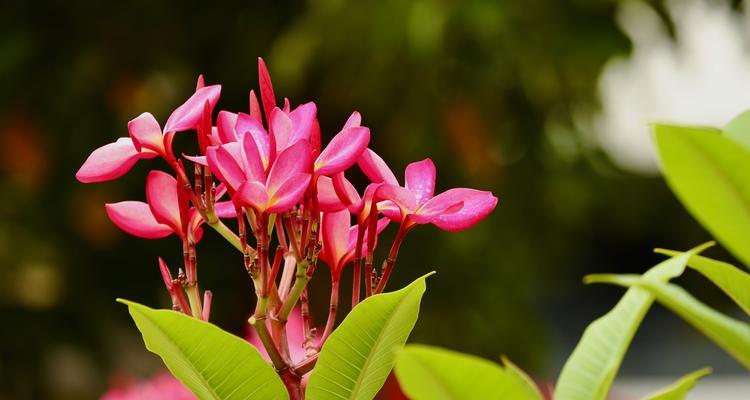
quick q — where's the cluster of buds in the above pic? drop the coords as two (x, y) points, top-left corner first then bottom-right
(76, 58), (497, 389)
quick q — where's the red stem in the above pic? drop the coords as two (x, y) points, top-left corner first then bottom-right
(374, 223), (410, 294)
(351, 226), (366, 307)
(318, 278), (340, 347)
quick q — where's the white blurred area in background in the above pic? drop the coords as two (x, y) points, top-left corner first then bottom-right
(593, 0), (750, 174)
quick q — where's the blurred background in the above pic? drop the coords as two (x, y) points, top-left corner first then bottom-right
(1, 0), (749, 398)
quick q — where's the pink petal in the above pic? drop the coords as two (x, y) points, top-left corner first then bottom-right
(321, 209), (351, 271)
(267, 173), (311, 213)
(241, 133), (266, 183)
(236, 112), (270, 167)
(237, 181), (270, 211)
(128, 112), (164, 154)
(269, 107), (292, 152)
(343, 111), (361, 129)
(105, 201), (173, 239)
(249, 90), (262, 122)
(146, 170), (183, 235)
(214, 201), (238, 218)
(315, 127), (370, 176)
(431, 189), (498, 232)
(183, 154), (208, 166)
(357, 149), (399, 185)
(216, 111), (238, 143)
(76, 138), (141, 183)
(164, 85), (221, 133)
(378, 200), (403, 222)
(288, 102), (317, 145)
(258, 57), (276, 120)
(411, 194), (463, 224)
(316, 176), (348, 212)
(266, 140), (312, 197)
(206, 144), (245, 192)
(196, 74), (205, 90)
(332, 172), (361, 207)
(188, 210), (205, 242)
(375, 184), (417, 215)
(405, 158), (436, 206)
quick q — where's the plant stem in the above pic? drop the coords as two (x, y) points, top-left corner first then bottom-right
(318, 279), (340, 347)
(351, 226), (365, 307)
(293, 354), (318, 376)
(278, 259), (309, 322)
(185, 284), (203, 319)
(207, 218), (244, 252)
(374, 223), (410, 294)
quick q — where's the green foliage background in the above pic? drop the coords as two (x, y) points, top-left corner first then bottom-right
(0, 1), (744, 398)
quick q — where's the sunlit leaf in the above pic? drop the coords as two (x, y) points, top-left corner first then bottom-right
(656, 250), (750, 316)
(554, 247), (702, 400)
(306, 273), (433, 400)
(118, 299), (288, 400)
(586, 275), (750, 370)
(644, 367), (711, 400)
(394, 344), (543, 400)
(653, 124), (750, 269)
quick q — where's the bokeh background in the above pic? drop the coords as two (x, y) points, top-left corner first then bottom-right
(1, 0), (748, 398)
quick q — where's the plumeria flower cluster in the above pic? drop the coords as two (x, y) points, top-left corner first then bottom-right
(77, 58), (497, 394)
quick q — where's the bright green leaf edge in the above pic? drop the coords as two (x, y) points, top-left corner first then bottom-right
(553, 244), (709, 400)
(306, 272), (433, 400)
(644, 367), (711, 400)
(118, 299), (288, 400)
(394, 344), (543, 400)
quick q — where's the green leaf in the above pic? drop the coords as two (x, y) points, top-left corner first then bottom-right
(724, 109), (750, 150)
(653, 124), (750, 269)
(554, 247), (702, 400)
(655, 250), (750, 316)
(587, 276), (750, 370)
(394, 345), (543, 400)
(118, 299), (288, 400)
(644, 367), (711, 400)
(306, 273), (432, 400)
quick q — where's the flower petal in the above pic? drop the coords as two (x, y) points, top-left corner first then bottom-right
(288, 102), (317, 146)
(146, 170), (183, 235)
(105, 201), (173, 239)
(238, 181), (270, 212)
(343, 111), (361, 129)
(405, 158), (436, 206)
(214, 201), (238, 218)
(183, 154), (208, 166)
(258, 57), (276, 120)
(75, 138), (141, 183)
(269, 107), (292, 152)
(316, 176), (348, 212)
(266, 140), (312, 197)
(164, 85), (221, 133)
(375, 184), (417, 215)
(431, 189), (498, 232)
(249, 90), (262, 123)
(267, 173), (311, 213)
(206, 144), (245, 192)
(315, 127), (370, 176)
(236, 112), (270, 167)
(357, 149), (399, 185)
(321, 209), (351, 271)
(128, 112), (164, 154)
(331, 172), (361, 207)
(216, 111), (238, 143)
(241, 132), (266, 183)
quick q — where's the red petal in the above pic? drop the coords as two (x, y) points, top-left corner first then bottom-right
(75, 138), (141, 183)
(249, 90), (262, 122)
(266, 140), (312, 196)
(128, 112), (164, 154)
(105, 201), (173, 239)
(316, 176), (348, 212)
(146, 170), (183, 235)
(258, 58), (276, 121)
(164, 85), (221, 133)
(206, 144), (245, 192)
(267, 173), (311, 213)
(236, 112), (270, 167)
(321, 209), (351, 272)
(357, 149), (399, 185)
(431, 189), (498, 232)
(269, 107), (292, 152)
(241, 131), (266, 182)
(216, 111), (238, 143)
(405, 158), (436, 206)
(238, 181), (270, 212)
(315, 127), (370, 176)
(288, 102), (317, 146)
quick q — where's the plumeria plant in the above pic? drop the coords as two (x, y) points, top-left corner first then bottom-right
(77, 58), (497, 399)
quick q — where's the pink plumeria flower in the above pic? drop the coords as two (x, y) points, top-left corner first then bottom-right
(76, 82), (221, 183)
(360, 154), (498, 231)
(101, 372), (195, 400)
(313, 111), (370, 177)
(319, 209), (389, 280)
(105, 170), (234, 240)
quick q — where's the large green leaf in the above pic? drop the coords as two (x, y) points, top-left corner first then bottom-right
(586, 275), (750, 370)
(724, 109), (750, 150)
(553, 248), (699, 400)
(118, 299), (288, 400)
(394, 345), (543, 400)
(306, 273), (432, 400)
(644, 367), (711, 400)
(653, 124), (750, 268)
(656, 250), (750, 316)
